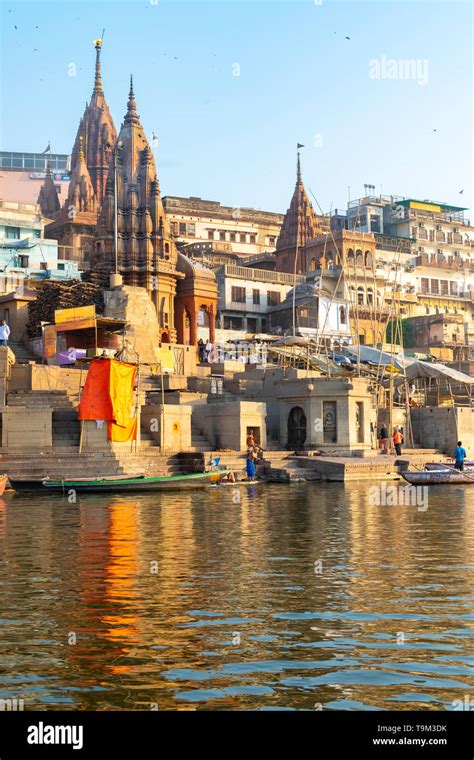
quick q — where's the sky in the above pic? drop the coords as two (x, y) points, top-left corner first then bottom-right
(0, 0), (472, 217)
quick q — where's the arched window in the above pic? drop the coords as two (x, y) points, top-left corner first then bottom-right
(365, 251), (373, 268)
(339, 305), (347, 324)
(356, 249), (364, 266)
(347, 248), (354, 265)
(309, 257), (317, 271)
(357, 287), (364, 305)
(367, 288), (374, 305)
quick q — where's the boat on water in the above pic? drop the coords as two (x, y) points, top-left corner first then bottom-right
(10, 469), (232, 493)
(425, 461), (474, 472)
(402, 469), (474, 485)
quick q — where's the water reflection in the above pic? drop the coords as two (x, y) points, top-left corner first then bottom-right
(0, 483), (473, 710)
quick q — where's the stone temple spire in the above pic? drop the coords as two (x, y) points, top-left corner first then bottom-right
(275, 150), (321, 273)
(124, 75), (139, 126)
(93, 39), (103, 94)
(37, 164), (60, 217)
(70, 39), (117, 206)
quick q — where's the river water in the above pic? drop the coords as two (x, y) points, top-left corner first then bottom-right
(0, 482), (473, 711)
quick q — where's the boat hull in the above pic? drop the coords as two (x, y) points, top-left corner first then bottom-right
(402, 470), (474, 485)
(425, 461), (474, 472)
(11, 470), (231, 493)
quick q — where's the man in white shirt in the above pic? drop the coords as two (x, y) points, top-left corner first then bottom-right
(0, 320), (10, 347)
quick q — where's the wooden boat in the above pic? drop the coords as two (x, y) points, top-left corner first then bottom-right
(425, 461), (474, 471)
(0, 474), (9, 496)
(10, 470), (231, 493)
(402, 469), (474, 485)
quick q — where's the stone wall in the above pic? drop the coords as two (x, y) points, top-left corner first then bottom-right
(192, 401), (267, 451)
(141, 404), (192, 452)
(0, 347), (15, 410)
(2, 407), (52, 449)
(411, 407), (474, 454)
(104, 286), (162, 364)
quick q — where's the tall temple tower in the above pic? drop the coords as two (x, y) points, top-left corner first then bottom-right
(275, 151), (321, 274)
(70, 40), (117, 206)
(37, 165), (61, 217)
(94, 77), (181, 343)
(43, 40), (117, 267)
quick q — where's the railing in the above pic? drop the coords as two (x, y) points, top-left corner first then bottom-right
(221, 264), (305, 286)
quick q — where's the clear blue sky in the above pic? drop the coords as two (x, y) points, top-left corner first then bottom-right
(1, 0), (472, 217)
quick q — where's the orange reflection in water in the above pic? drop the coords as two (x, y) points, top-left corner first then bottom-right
(102, 500), (139, 643)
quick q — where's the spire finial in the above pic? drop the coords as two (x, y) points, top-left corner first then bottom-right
(124, 74), (139, 124)
(79, 135), (85, 162)
(296, 142), (304, 184)
(93, 38), (103, 94)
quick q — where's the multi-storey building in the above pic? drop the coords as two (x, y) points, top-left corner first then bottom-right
(216, 264), (303, 333)
(162, 195), (284, 262)
(0, 150), (71, 207)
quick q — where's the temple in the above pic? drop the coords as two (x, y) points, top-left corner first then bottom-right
(94, 77), (184, 343)
(41, 40), (117, 267)
(275, 151), (321, 274)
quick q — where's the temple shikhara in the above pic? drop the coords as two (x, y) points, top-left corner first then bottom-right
(39, 41), (217, 345)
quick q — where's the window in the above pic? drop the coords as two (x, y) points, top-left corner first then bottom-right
(219, 231), (226, 241)
(357, 287), (364, 305)
(231, 286), (246, 303)
(365, 251), (373, 268)
(339, 306), (347, 324)
(208, 229), (215, 240)
(441, 280), (449, 295)
(58, 263), (65, 271)
(250, 234), (256, 244)
(309, 257), (317, 271)
(430, 279), (439, 294)
(230, 232), (236, 242)
(239, 233), (247, 243)
(6, 226), (20, 239)
(179, 222), (187, 235)
(268, 236), (275, 245)
(356, 250), (364, 266)
(267, 290), (281, 306)
(421, 277), (429, 293)
(187, 223), (195, 237)
(40, 262), (48, 271)
(171, 221), (178, 236)
(18, 254), (29, 268)
(252, 289), (260, 305)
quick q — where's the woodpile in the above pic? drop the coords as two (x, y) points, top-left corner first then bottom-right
(26, 280), (105, 338)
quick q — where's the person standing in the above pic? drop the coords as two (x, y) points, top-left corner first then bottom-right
(197, 338), (205, 363)
(0, 320), (10, 347)
(379, 424), (390, 455)
(454, 441), (467, 471)
(205, 339), (212, 363)
(246, 449), (256, 481)
(393, 426), (404, 456)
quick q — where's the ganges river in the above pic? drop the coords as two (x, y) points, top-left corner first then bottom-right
(1, 482), (473, 711)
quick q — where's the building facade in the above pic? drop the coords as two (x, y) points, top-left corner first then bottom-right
(216, 264), (303, 333)
(162, 195), (284, 262)
(0, 150), (71, 207)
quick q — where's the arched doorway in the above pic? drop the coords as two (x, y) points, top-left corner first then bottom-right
(197, 306), (210, 342)
(287, 406), (307, 449)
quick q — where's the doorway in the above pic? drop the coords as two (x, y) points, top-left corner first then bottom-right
(287, 406), (307, 449)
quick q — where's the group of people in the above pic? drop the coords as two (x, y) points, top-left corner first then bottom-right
(197, 338), (213, 363)
(378, 425), (404, 455)
(246, 429), (263, 481)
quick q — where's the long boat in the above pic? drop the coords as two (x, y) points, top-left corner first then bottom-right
(425, 461), (474, 472)
(402, 469), (474, 485)
(10, 470), (231, 493)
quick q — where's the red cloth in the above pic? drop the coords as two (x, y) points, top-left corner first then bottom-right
(78, 359), (113, 421)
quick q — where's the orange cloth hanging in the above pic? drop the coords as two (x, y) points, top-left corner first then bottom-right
(78, 359), (113, 421)
(109, 360), (136, 428)
(108, 417), (138, 442)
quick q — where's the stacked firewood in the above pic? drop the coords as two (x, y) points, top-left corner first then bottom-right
(26, 280), (105, 337)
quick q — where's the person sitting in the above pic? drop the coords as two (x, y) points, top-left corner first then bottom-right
(454, 441), (467, 471)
